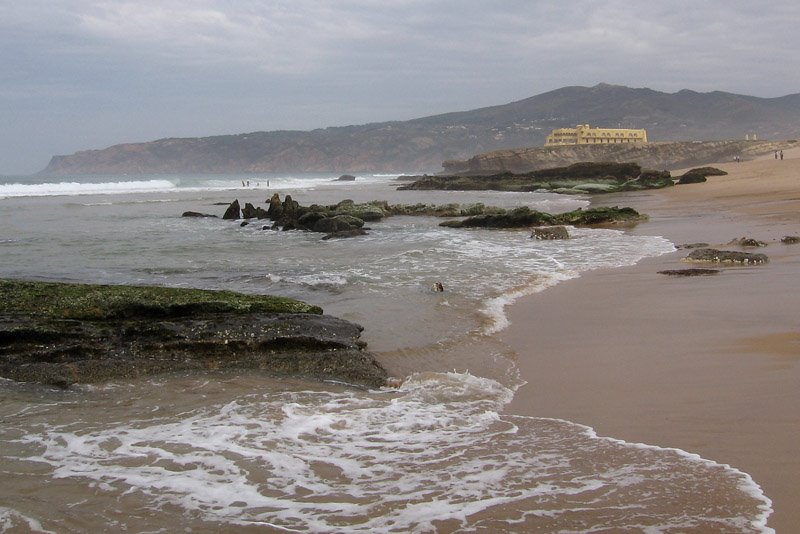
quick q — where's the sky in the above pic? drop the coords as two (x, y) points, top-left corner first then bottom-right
(2, 0), (799, 175)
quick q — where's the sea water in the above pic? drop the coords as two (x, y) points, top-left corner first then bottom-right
(0, 173), (773, 532)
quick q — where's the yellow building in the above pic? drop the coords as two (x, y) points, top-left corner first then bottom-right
(545, 124), (648, 146)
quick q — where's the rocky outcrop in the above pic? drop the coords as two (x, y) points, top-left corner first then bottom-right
(181, 211), (218, 218)
(222, 199), (241, 220)
(399, 162), (674, 195)
(440, 206), (645, 229)
(677, 166), (727, 185)
(782, 236), (800, 244)
(0, 280), (388, 389)
(442, 140), (797, 175)
(683, 248), (769, 264)
(728, 237), (768, 247)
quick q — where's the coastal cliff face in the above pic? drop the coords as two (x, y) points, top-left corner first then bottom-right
(41, 83), (800, 175)
(442, 140), (797, 174)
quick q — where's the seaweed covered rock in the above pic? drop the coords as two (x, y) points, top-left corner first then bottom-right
(399, 161), (674, 194)
(440, 207), (556, 229)
(440, 206), (645, 229)
(677, 166), (727, 185)
(683, 248), (769, 265)
(0, 280), (388, 389)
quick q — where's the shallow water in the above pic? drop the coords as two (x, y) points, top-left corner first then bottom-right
(0, 174), (772, 532)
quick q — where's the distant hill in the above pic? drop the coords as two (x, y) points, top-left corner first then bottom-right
(41, 83), (800, 175)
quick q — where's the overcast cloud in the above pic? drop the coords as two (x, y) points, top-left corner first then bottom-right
(2, 0), (799, 174)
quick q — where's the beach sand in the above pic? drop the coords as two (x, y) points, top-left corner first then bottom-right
(503, 147), (800, 532)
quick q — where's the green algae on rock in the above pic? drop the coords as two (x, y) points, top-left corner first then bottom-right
(0, 280), (388, 389)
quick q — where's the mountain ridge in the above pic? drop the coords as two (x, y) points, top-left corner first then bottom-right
(41, 84), (800, 175)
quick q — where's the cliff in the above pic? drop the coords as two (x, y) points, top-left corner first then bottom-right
(41, 83), (800, 175)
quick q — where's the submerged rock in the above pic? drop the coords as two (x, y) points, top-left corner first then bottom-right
(782, 235), (800, 244)
(531, 226), (570, 240)
(442, 206), (645, 230)
(0, 280), (388, 389)
(658, 268), (720, 276)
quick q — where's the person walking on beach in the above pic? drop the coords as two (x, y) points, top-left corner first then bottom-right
(780, 150), (784, 160)
(775, 151), (779, 159)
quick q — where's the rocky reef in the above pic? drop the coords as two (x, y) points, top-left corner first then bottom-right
(440, 206), (646, 229)
(399, 162), (674, 195)
(442, 140), (797, 175)
(0, 280), (388, 389)
(682, 248), (769, 265)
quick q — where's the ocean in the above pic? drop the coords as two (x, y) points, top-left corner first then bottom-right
(0, 173), (772, 532)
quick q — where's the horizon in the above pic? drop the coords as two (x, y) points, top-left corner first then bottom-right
(3, 1), (800, 175)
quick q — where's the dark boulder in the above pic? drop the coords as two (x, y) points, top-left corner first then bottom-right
(677, 171), (707, 184)
(337, 174), (356, 181)
(322, 229), (370, 240)
(782, 235), (800, 244)
(182, 211), (218, 218)
(312, 215), (365, 234)
(222, 199), (241, 220)
(728, 237), (767, 247)
(242, 202), (258, 219)
(267, 193), (283, 220)
(683, 248), (769, 264)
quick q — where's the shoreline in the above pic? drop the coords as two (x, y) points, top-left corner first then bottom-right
(501, 149), (800, 531)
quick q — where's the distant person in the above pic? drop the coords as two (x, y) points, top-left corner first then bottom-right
(432, 282), (444, 292)
(242, 180), (246, 187)
(780, 150), (784, 160)
(775, 151), (779, 159)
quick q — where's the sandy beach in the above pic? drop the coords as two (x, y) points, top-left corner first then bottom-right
(503, 148), (800, 532)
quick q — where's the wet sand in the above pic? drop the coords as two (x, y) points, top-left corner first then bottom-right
(503, 148), (800, 532)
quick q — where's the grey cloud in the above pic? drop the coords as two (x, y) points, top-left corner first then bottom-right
(1, 0), (799, 174)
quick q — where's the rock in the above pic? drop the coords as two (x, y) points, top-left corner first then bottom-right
(337, 174), (356, 181)
(532, 226), (570, 240)
(240, 221), (249, 227)
(182, 211), (218, 218)
(267, 193), (283, 220)
(781, 235), (800, 244)
(686, 166), (728, 177)
(222, 199), (241, 220)
(242, 202), (258, 219)
(0, 280), (388, 389)
(312, 215), (365, 234)
(441, 206), (556, 229)
(676, 243), (710, 249)
(441, 206), (644, 229)
(658, 268), (720, 276)
(683, 248), (769, 264)
(333, 200), (388, 221)
(677, 171), (707, 184)
(400, 162), (654, 194)
(321, 229), (369, 240)
(728, 237), (767, 247)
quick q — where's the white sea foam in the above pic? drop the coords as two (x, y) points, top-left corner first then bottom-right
(15, 372), (772, 532)
(0, 507), (57, 534)
(0, 179), (178, 198)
